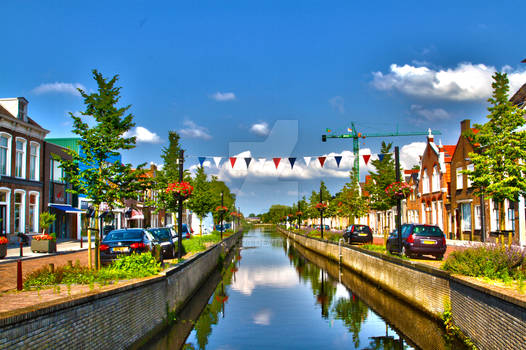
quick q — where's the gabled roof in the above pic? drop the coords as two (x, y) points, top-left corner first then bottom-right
(510, 83), (526, 108)
(0, 105), (14, 118)
(441, 145), (456, 162)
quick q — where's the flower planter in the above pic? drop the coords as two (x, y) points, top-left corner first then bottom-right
(0, 245), (6, 259)
(31, 239), (56, 253)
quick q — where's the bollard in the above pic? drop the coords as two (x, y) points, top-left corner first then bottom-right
(17, 260), (23, 291)
(68, 260), (73, 267)
(49, 263), (54, 273)
(19, 241), (23, 257)
(80, 237), (83, 249)
(508, 232), (512, 247)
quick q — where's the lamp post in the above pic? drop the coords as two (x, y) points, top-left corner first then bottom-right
(177, 150), (184, 259)
(395, 146), (403, 254)
(220, 191), (224, 240)
(320, 183), (324, 239)
(237, 206), (240, 230)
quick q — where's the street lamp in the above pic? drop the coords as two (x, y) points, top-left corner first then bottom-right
(220, 191), (224, 240)
(177, 150), (184, 259)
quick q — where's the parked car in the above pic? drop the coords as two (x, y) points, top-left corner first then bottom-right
(386, 224), (447, 260)
(148, 227), (176, 259)
(169, 223), (193, 239)
(343, 224), (373, 244)
(100, 228), (162, 265)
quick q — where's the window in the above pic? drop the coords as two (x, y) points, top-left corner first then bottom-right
(508, 201), (515, 232)
(0, 189), (10, 234)
(14, 191), (25, 233)
(0, 134), (11, 176)
(50, 159), (64, 183)
(467, 164), (474, 188)
(422, 170), (429, 194)
(491, 200), (499, 231)
(456, 167), (463, 190)
(474, 205), (482, 230)
(461, 203), (471, 231)
(432, 166), (440, 192)
(29, 142), (39, 181)
(15, 138), (26, 178)
(28, 193), (39, 233)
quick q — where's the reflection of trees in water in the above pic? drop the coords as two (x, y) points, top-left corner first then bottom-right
(332, 295), (370, 348)
(187, 256), (240, 350)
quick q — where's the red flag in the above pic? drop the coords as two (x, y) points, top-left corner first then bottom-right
(363, 154), (371, 165)
(318, 156), (326, 168)
(273, 158), (281, 169)
(230, 157), (237, 168)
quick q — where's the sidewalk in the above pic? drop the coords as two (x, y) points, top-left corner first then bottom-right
(1, 239), (94, 265)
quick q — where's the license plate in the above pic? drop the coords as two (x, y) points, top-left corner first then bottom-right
(423, 240), (436, 245)
(112, 247), (129, 253)
(359, 233), (368, 236)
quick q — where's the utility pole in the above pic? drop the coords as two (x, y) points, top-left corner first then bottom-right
(177, 150), (184, 259)
(220, 192), (224, 240)
(395, 146), (402, 253)
(320, 183), (324, 239)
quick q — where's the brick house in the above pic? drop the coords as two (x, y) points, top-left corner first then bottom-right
(402, 169), (420, 224)
(418, 130), (455, 233)
(0, 98), (48, 241)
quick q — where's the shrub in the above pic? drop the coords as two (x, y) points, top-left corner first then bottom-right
(109, 252), (161, 277)
(183, 232), (223, 252)
(443, 245), (526, 281)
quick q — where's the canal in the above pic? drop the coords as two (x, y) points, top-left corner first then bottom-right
(140, 228), (466, 350)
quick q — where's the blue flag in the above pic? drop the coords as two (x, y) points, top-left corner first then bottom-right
(245, 157), (252, 168)
(198, 157), (206, 167)
(334, 156), (342, 168)
(378, 154), (385, 162)
(289, 157), (296, 169)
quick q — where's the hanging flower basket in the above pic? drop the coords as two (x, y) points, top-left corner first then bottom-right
(296, 211), (303, 217)
(166, 181), (194, 200)
(0, 236), (8, 259)
(215, 206), (228, 214)
(316, 202), (328, 211)
(385, 181), (412, 199)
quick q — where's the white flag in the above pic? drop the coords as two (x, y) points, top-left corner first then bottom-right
(258, 158), (266, 167)
(213, 157), (222, 168)
(304, 156), (311, 167)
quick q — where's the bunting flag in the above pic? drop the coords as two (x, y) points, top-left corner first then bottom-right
(230, 157), (237, 168)
(244, 157), (252, 168)
(258, 158), (266, 167)
(273, 158), (281, 169)
(213, 157), (222, 168)
(304, 156), (312, 167)
(318, 156), (326, 168)
(198, 157), (206, 167)
(363, 154), (371, 165)
(334, 156), (342, 167)
(288, 157), (296, 169)
(378, 154), (385, 162)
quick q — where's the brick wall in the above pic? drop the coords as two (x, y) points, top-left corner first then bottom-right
(0, 232), (242, 350)
(279, 227), (526, 350)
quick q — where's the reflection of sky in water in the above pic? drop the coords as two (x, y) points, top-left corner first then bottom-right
(183, 229), (412, 349)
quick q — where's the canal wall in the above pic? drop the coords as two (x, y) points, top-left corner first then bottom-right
(278, 227), (526, 350)
(0, 231), (243, 350)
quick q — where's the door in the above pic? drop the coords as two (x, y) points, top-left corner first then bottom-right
(0, 204), (5, 235)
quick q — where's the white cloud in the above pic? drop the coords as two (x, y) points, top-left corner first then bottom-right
(210, 92), (236, 101)
(179, 120), (212, 140)
(399, 142), (427, 170)
(372, 62), (526, 101)
(231, 266), (299, 296)
(329, 96), (345, 114)
(252, 309), (273, 326)
(410, 105), (450, 121)
(250, 122), (270, 136)
(32, 82), (86, 96)
(125, 126), (162, 143)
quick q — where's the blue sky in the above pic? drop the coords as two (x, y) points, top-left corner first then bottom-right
(2, 1), (525, 214)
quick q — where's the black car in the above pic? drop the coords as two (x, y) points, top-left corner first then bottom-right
(100, 228), (162, 265)
(386, 224), (447, 260)
(343, 224), (373, 244)
(148, 227), (176, 259)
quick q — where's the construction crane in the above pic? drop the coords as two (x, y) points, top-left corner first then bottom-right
(322, 122), (442, 182)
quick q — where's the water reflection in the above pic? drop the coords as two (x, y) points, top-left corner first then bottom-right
(140, 229), (466, 350)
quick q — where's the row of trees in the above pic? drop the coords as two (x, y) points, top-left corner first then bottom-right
(261, 72), (526, 231)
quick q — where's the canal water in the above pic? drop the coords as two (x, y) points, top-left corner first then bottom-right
(141, 228), (466, 350)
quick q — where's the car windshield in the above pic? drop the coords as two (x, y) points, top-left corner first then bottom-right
(401, 224), (412, 238)
(413, 225), (444, 237)
(148, 228), (172, 240)
(105, 229), (143, 241)
(353, 225), (371, 233)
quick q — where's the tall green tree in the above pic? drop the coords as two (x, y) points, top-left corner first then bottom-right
(60, 70), (147, 267)
(467, 72), (526, 231)
(365, 142), (397, 212)
(209, 176), (236, 224)
(187, 166), (214, 234)
(338, 170), (369, 225)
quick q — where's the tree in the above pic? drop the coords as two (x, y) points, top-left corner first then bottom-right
(467, 72), (526, 232)
(61, 70), (147, 268)
(209, 176), (236, 224)
(338, 170), (369, 225)
(187, 166), (214, 234)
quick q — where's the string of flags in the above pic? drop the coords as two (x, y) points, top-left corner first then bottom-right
(192, 153), (393, 169)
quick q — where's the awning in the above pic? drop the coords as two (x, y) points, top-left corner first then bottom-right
(129, 209), (144, 220)
(49, 204), (84, 213)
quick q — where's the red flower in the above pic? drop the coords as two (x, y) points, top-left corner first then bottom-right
(385, 181), (412, 199)
(0, 236), (8, 245)
(315, 202), (328, 210)
(215, 206), (228, 212)
(34, 234), (54, 241)
(166, 181), (194, 198)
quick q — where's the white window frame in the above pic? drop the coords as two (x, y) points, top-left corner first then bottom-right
(13, 189), (26, 233)
(0, 133), (12, 176)
(0, 188), (11, 234)
(491, 200), (499, 232)
(475, 205), (481, 230)
(432, 166), (440, 193)
(422, 170), (429, 194)
(461, 203), (472, 232)
(467, 164), (474, 188)
(28, 191), (39, 233)
(29, 141), (40, 181)
(15, 137), (26, 179)
(456, 167), (463, 190)
(437, 200), (443, 230)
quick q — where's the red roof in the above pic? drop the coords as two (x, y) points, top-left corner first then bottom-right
(441, 145), (456, 162)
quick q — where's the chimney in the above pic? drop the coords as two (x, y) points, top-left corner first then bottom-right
(460, 119), (470, 133)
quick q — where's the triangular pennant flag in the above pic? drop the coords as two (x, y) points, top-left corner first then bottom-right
(378, 154), (385, 162)
(288, 157), (296, 169)
(244, 157), (252, 168)
(198, 157), (206, 167)
(258, 158), (266, 167)
(273, 158), (281, 169)
(318, 156), (326, 168)
(230, 157), (237, 168)
(363, 154), (371, 165)
(213, 157), (222, 168)
(304, 156), (312, 167)
(334, 156), (342, 167)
